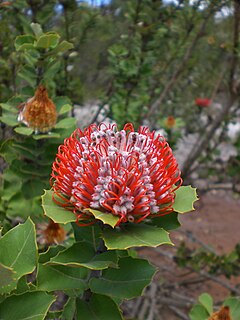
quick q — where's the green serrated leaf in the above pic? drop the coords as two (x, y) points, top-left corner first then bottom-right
(31, 23), (43, 39)
(0, 103), (18, 113)
(14, 127), (33, 136)
(55, 117), (76, 129)
(0, 291), (55, 320)
(76, 294), (123, 320)
(32, 133), (61, 140)
(48, 242), (118, 270)
(0, 218), (37, 294)
(72, 224), (102, 251)
(39, 245), (66, 264)
(36, 33), (60, 49)
(59, 104), (72, 115)
(0, 115), (19, 126)
(45, 40), (74, 56)
(0, 263), (15, 292)
(150, 212), (180, 230)
(102, 224), (172, 250)
(37, 264), (88, 292)
(85, 208), (119, 228)
(42, 189), (76, 224)
(199, 293), (213, 315)
(15, 35), (35, 51)
(43, 61), (61, 79)
(189, 304), (210, 320)
(61, 297), (76, 320)
(224, 297), (240, 320)
(90, 257), (156, 299)
(173, 185), (199, 214)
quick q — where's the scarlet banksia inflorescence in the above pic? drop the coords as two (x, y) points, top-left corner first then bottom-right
(18, 85), (57, 133)
(51, 123), (182, 226)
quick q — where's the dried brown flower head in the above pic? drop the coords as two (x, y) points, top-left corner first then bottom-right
(209, 306), (231, 320)
(18, 85), (57, 133)
(165, 116), (176, 129)
(37, 220), (66, 245)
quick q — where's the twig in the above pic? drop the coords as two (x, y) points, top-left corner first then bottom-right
(153, 247), (240, 295)
(181, 0), (240, 178)
(177, 229), (216, 254)
(169, 305), (189, 320)
(147, 1), (222, 120)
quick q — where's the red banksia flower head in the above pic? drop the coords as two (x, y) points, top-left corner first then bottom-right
(195, 98), (212, 108)
(18, 85), (57, 133)
(51, 123), (182, 226)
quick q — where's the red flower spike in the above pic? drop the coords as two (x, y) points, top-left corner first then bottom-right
(195, 98), (212, 107)
(51, 123), (182, 226)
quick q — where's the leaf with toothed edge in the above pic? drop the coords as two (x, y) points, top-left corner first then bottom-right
(89, 257), (157, 299)
(173, 185), (199, 214)
(102, 223), (172, 250)
(85, 208), (119, 228)
(41, 189), (76, 224)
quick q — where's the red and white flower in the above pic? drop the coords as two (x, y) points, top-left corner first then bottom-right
(51, 123), (182, 226)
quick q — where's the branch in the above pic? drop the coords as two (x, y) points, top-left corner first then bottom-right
(147, 3), (217, 120)
(181, 0), (240, 178)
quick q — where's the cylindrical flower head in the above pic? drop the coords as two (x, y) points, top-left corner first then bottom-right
(51, 123), (182, 226)
(18, 85), (57, 133)
(195, 98), (212, 108)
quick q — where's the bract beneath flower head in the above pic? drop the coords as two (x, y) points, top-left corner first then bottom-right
(51, 123), (182, 226)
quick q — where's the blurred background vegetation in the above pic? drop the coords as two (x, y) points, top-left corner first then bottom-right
(1, 0), (239, 184)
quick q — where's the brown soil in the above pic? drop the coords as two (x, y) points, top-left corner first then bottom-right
(126, 190), (240, 320)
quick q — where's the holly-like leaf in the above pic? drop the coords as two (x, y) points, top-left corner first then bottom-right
(36, 33), (60, 49)
(30, 23), (43, 39)
(41, 189), (76, 224)
(224, 297), (240, 320)
(55, 117), (77, 129)
(0, 263), (15, 293)
(14, 127), (34, 136)
(0, 115), (19, 126)
(85, 208), (119, 228)
(0, 291), (55, 320)
(150, 211), (180, 230)
(59, 104), (72, 115)
(189, 304), (210, 320)
(48, 242), (118, 270)
(45, 40), (74, 56)
(32, 133), (61, 140)
(102, 224), (172, 250)
(61, 298), (76, 320)
(15, 35), (35, 51)
(76, 294), (123, 320)
(173, 185), (198, 214)
(37, 264), (88, 292)
(89, 257), (156, 299)
(39, 245), (66, 264)
(199, 293), (213, 315)
(72, 224), (102, 251)
(0, 218), (37, 293)
(0, 103), (18, 113)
